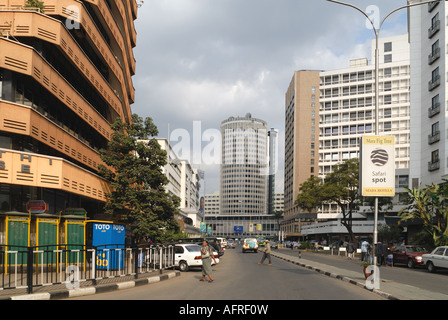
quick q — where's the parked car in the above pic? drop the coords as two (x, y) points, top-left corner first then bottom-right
(242, 238), (258, 253)
(204, 238), (224, 257)
(392, 245), (428, 268)
(227, 239), (237, 249)
(216, 237), (228, 248)
(174, 244), (219, 272)
(422, 246), (448, 273)
(269, 240), (278, 249)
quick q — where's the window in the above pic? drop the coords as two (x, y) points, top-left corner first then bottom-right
(384, 54), (392, 63)
(432, 67), (440, 82)
(398, 176), (409, 188)
(433, 247), (445, 256)
(431, 149), (439, 163)
(432, 94), (440, 108)
(432, 122), (439, 135)
(431, 12), (439, 29)
(384, 42), (392, 52)
(432, 39), (440, 55)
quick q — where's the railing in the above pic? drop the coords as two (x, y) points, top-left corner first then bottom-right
(0, 244), (175, 294)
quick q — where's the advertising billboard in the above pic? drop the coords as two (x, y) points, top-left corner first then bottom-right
(360, 136), (395, 197)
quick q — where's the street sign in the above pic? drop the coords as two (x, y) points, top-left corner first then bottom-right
(234, 226), (243, 233)
(26, 200), (48, 214)
(64, 208), (86, 217)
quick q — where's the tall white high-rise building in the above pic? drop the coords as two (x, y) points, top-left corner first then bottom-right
(220, 114), (269, 216)
(301, 34), (411, 238)
(409, 1), (448, 188)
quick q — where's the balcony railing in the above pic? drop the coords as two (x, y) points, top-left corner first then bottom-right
(428, 131), (440, 145)
(428, 160), (440, 172)
(428, 20), (440, 39)
(429, 75), (440, 91)
(428, 48), (440, 65)
(428, 103), (440, 118)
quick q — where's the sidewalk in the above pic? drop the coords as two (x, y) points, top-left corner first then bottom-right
(0, 270), (180, 300)
(271, 249), (448, 300)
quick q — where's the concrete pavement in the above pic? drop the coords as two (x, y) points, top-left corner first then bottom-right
(0, 270), (180, 300)
(271, 249), (448, 300)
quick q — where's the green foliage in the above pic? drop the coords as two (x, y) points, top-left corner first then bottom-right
(24, 0), (45, 12)
(98, 114), (180, 243)
(399, 181), (448, 247)
(296, 158), (361, 240)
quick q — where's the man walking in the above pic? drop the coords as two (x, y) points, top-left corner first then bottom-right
(258, 239), (272, 266)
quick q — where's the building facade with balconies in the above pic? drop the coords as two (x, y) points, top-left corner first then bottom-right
(0, 0), (137, 231)
(409, 1), (448, 186)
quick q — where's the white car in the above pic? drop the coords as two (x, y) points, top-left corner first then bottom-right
(217, 237), (228, 248)
(174, 244), (219, 272)
(422, 246), (448, 273)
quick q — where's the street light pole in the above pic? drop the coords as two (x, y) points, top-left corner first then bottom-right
(326, 0), (445, 268)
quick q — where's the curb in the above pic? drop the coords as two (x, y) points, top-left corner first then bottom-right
(271, 253), (400, 300)
(4, 271), (181, 300)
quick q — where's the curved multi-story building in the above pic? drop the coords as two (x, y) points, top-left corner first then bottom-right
(0, 1), (136, 223)
(220, 114), (269, 216)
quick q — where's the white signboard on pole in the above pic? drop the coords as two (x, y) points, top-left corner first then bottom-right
(360, 135), (395, 197)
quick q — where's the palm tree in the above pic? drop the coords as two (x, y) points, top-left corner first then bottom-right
(399, 183), (448, 247)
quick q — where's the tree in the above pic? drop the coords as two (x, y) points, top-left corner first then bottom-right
(399, 182), (448, 247)
(296, 158), (361, 241)
(24, 0), (45, 12)
(270, 210), (284, 240)
(98, 114), (180, 243)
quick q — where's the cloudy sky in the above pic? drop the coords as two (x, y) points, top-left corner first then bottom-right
(131, 0), (409, 195)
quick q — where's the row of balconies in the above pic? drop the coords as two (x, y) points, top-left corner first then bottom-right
(427, 10), (441, 172)
(321, 70), (410, 87)
(427, 7), (441, 173)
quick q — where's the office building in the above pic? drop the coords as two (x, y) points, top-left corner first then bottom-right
(220, 114), (269, 216)
(282, 70), (321, 239)
(409, 1), (448, 187)
(204, 191), (220, 215)
(302, 34), (411, 240)
(157, 138), (202, 236)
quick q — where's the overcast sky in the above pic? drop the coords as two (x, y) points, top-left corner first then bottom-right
(131, 0), (409, 195)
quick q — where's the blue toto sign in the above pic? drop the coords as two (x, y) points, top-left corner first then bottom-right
(92, 223), (125, 270)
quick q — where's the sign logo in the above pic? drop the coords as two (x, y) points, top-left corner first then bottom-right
(360, 136), (395, 197)
(370, 149), (389, 166)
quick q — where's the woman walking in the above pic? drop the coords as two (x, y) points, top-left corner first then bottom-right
(200, 240), (217, 282)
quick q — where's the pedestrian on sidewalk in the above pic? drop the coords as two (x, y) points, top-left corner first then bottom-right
(376, 242), (385, 266)
(347, 242), (355, 259)
(385, 249), (394, 267)
(259, 239), (272, 265)
(361, 240), (369, 262)
(313, 241), (319, 253)
(200, 240), (217, 282)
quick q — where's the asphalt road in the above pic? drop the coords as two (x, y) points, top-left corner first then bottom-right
(67, 246), (383, 301)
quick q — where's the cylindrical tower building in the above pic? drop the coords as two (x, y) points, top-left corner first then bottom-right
(220, 114), (268, 216)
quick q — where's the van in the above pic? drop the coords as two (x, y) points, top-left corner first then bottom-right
(242, 238), (258, 253)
